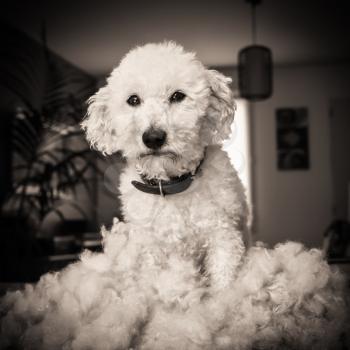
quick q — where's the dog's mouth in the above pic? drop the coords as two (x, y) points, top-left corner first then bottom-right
(138, 150), (179, 161)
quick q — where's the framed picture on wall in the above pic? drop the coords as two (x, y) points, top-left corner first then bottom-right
(276, 108), (310, 170)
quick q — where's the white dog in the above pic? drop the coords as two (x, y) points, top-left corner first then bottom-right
(83, 41), (248, 291)
(0, 42), (347, 350)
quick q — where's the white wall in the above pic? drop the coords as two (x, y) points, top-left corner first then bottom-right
(250, 63), (350, 248)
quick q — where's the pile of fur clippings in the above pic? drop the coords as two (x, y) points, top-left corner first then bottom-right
(0, 219), (348, 350)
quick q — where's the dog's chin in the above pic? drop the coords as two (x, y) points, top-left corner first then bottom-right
(135, 151), (192, 180)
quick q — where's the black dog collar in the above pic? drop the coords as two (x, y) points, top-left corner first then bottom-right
(131, 155), (205, 197)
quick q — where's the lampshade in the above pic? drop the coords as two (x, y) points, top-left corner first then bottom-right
(238, 45), (273, 101)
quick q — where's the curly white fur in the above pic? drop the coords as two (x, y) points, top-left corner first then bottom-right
(0, 42), (347, 349)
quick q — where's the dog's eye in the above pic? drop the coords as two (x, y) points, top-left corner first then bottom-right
(127, 94), (141, 107)
(169, 91), (186, 103)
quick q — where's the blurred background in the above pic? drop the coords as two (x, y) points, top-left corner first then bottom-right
(0, 0), (350, 282)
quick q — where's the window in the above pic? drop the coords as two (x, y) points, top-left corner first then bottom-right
(223, 99), (252, 209)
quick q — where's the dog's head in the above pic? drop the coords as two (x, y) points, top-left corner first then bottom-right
(82, 42), (235, 180)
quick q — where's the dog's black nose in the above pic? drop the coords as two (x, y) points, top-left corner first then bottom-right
(142, 128), (167, 149)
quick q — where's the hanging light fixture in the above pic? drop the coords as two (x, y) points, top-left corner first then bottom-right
(238, 0), (273, 100)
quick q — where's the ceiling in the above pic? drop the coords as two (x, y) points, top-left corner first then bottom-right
(3, 0), (350, 75)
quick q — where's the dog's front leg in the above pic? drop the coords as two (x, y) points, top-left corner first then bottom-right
(206, 228), (245, 291)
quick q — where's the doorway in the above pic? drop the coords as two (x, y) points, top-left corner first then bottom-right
(329, 98), (350, 221)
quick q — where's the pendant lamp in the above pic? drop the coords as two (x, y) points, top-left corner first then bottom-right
(238, 0), (273, 100)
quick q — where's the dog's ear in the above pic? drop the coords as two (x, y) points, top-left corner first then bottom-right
(204, 69), (236, 144)
(81, 86), (115, 155)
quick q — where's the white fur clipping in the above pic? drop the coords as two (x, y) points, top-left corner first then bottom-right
(0, 222), (347, 350)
